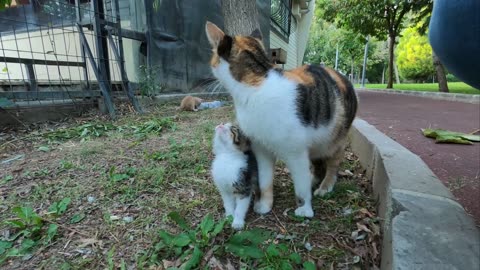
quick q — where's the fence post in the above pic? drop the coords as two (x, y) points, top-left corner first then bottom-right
(25, 63), (38, 92)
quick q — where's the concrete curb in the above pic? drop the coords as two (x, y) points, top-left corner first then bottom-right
(349, 118), (480, 270)
(357, 88), (480, 104)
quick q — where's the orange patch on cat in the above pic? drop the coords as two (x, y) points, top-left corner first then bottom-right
(284, 65), (315, 86)
(241, 72), (264, 86)
(234, 36), (252, 50)
(324, 67), (347, 93)
(210, 52), (220, 67)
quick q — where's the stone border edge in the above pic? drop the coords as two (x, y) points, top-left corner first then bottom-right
(349, 118), (479, 270)
(358, 88), (480, 104)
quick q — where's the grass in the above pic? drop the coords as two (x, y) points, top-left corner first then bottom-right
(0, 102), (380, 269)
(355, 82), (479, 94)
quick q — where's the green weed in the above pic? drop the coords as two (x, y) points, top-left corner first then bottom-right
(0, 198), (71, 264)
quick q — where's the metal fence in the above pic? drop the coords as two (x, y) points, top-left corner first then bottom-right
(0, 0), (146, 121)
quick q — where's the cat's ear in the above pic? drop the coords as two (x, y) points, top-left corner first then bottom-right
(206, 21), (225, 48)
(250, 28), (263, 41)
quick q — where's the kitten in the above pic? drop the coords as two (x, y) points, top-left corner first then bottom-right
(205, 22), (358, 218)
(177, 96), (203, 111)
(211, 122), (258, 230)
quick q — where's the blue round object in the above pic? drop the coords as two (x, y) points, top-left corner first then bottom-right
(429, 0), (480, 90)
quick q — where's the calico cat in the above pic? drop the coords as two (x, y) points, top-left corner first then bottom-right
(205, 22), (358, 218)
(211, 122), (258, 230)
(177, 96), (203, 111)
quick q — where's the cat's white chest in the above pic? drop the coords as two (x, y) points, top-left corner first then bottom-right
(233, 79), (308, 154)
(211, 153), (247, 190)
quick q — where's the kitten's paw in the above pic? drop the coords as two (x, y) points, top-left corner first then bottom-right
(314, 183), (334, 197)
(232, 219), (245, 230)
(294, 206), (314, 218)
(254, 200), (272, 215)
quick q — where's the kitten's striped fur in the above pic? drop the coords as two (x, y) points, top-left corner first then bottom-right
(206, 22), (358, 218)
(211, 123), (258, 230)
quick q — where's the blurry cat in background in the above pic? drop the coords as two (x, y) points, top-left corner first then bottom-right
(177, 96), (203, 111)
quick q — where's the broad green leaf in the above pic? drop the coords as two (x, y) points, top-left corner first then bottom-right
(289, 252), (302, 264)
(422, 128), (479, 144)
(228, 229), (271, 245)
(280, 261), (294, 270)
(1, 67), (8, 72)
(436, 135), (472, 145)
(182, 246), (203, 270)
(199, 213), (214, 236)
(13, 206), (37, 224)
(303, 261), (316, 270)
(172, 233), (191, 247)
(158, 230), (174, 246)
(4, 220), (26, 229)
(266, 244), (280, 257)
(45, 224), (58, 243)
(167, 212), (190, 230)
(20, 239), (36, 251)
(225, 242), (264, 259)
(48, 198), (71, 215)
(58, 198), (71, 214)
(0, 241), (13, 255)
(212, 218), (229, 237)
(460, 134), (480, 142)
(70, 213), (86, 224)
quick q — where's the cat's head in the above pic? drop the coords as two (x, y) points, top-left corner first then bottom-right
(205, 22), (272, 87)
(213, 122), (250, 154)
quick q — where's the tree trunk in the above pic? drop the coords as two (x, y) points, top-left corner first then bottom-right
(433, 52), (449, 92)
(221, 0), (259, 35)
(351, 60), (354, 83)
(381, 64), (385, 84)
(394, 60), (400, 84)
(387, 35), (395, 88)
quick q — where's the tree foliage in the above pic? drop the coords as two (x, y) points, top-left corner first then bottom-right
(317, 0), (433, 88)
(396, 27), (434, 82)
(0, 0), (12, 10)
(304, 11), (387, 83)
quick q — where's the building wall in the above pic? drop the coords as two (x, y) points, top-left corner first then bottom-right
(269, 0), (314, 70)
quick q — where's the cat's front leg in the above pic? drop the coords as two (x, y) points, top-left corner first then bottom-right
(252, 143), (275, 215)
(232, 195), (251, 230)
(285, 151), (314, 218)
(220, 192), (235, 217)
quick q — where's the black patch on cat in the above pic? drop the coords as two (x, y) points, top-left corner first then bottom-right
(233, 150), (258, 199)
(339, 74), (358, 129)
(296, 196), (305, 207)
(311, 158), (327, 190)
(218, 35), (233, 60)
(230, 38), (272, 83)
(294, 65), (337, 127)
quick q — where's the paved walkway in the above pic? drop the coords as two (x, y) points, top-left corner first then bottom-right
(357, 91), (480, 224)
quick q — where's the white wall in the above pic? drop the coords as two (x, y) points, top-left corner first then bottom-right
(269, 0), (314, 70)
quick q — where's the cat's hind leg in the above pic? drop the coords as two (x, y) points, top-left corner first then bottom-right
(232, 195), (251, 230)
(314, 146), (344, 197)
(252, 143), (275, 215)
(285, 151), (314, 218)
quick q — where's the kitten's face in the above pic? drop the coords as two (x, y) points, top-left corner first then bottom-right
(205, 22), (271, 87)
(214, 123), (250, 153)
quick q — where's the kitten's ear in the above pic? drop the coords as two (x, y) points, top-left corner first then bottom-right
(250, 28), (263, 41)
(206, 21), (225, 48)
